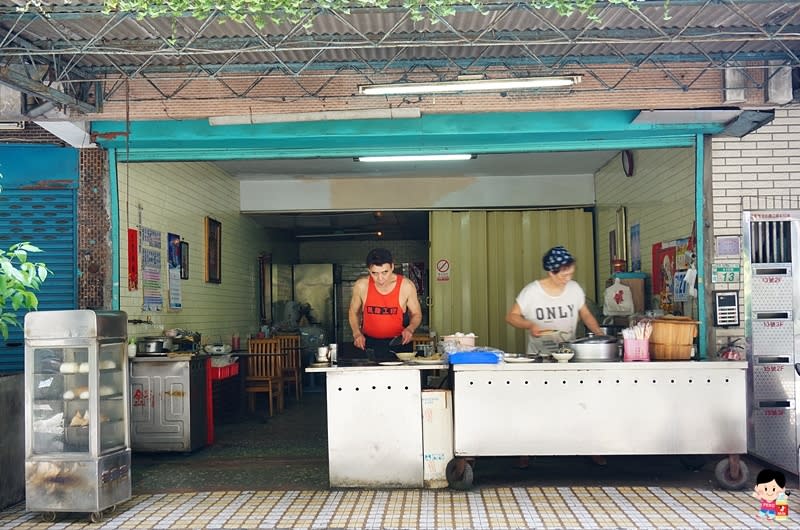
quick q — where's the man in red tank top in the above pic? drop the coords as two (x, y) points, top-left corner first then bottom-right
(349, 248), (422, 361)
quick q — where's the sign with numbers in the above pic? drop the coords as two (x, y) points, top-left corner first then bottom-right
(712, 264), (740, 283)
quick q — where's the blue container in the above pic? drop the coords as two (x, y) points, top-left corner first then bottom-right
(448, 350), (501, 364)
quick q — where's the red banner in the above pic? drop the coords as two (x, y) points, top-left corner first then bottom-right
(128, 228), (138, 290)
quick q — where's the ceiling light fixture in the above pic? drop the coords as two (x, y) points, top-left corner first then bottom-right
(209, 107), (420, 125)
(356, 154), (475, 163)
(359, 76), (581, 96)
(296, 231), (383, 239)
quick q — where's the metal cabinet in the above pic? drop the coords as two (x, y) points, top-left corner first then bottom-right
(24, 310), (131, 521)
(130, 357), (207, 452)
(743, 212), (800, 475)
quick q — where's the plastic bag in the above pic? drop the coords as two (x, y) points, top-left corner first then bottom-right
(603, 278), (635, 316)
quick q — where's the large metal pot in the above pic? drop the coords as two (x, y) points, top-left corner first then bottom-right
(137, 337), (165, 354)
(569, 334), (619, 362)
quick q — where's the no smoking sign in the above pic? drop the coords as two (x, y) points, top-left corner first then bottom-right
(436, 259), (450, 282)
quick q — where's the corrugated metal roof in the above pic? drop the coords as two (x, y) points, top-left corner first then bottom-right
(1, 1), (798, 111)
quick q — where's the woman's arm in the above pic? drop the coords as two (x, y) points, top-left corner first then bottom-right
(579, 304), (603, 335)
(506, 302), (538, 337)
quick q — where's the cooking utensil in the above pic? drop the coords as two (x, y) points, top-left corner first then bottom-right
(568, 334), (618, 362)
(137, 337), (165, 354)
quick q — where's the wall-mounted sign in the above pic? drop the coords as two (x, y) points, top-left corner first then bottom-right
(715, 236), (741, 258)
(712, 264), (741, 283)
(436, 259), (450, 282)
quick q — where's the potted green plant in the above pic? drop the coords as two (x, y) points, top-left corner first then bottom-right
(0, 241), (50, 341)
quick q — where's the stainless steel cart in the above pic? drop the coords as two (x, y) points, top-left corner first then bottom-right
(447, 360), (749, 490)
(24, 310), (131, 523)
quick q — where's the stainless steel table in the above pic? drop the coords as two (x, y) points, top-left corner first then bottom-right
(307, 362), (447, 488)
(452, 360), (747, 456)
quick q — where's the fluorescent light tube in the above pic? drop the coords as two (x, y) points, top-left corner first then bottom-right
(209, 107), (420, 126)
(357, 154), (474, 162)
(296, 231), (383, 239)
(359, 76), (580, 96)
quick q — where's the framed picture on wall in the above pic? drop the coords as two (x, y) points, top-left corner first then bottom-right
(205, 217), (221, 283)
(609, 229), (617, 275)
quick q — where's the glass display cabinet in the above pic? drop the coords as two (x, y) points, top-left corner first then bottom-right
(24, 310), (131, 523)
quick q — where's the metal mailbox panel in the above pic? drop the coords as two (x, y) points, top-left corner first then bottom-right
(751, 403), (798, 475)
(326, 370), (422, 488)
(751, 317), (794, 357)
(751, 359), (796, 399)
(750, 267), (792, 311)
(454, 366), (746, 456)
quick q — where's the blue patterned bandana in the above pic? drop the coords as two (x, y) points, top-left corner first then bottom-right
(542, 246), (575, 272)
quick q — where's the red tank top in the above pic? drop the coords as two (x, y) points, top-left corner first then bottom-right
(362, 274), (405, 339)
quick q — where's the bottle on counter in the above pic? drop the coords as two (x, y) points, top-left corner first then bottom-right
(329, 343), (338, 364)
(127, 338), (137, 358)
(231, 333), (240, 351)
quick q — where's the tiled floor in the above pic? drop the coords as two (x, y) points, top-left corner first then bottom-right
(1, 486), (798, 529)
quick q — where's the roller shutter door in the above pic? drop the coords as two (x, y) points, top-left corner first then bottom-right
(0, 189), (77, 373)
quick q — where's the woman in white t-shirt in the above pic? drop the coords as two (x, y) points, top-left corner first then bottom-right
(506, 246), (602, 353)
(505, 246), (605, 468)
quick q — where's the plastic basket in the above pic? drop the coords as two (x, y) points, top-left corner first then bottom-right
(209, 361), (239, 380)
(623, 339), (649, 362)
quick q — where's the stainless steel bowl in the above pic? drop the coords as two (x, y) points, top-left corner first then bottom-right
(569, 334), (618, 361)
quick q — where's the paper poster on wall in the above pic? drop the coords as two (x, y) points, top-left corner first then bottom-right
(167, 232), (182, 310)
(675, 238), (691, 270)
(128, 228), (139, 290)
(673, 270), (688, 302)
(141, 226), (163, 311)
(652, 241), (676, 306)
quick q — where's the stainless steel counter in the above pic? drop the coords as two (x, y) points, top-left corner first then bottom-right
(306, 363), (445, 488)
(452, 360), (747, 457)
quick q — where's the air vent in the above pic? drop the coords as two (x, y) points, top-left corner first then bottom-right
(750, 220), (791, 264)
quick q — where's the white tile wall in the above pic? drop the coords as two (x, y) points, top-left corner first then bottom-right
(710, 105), (800, 346)
(594, 148), (696, 308)
(119, 161), (294, 344)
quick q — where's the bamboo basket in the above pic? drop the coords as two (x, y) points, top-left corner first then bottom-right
(649, 317), (699, 360)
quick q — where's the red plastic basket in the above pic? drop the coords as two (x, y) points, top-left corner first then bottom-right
(209, 361), (239, 380)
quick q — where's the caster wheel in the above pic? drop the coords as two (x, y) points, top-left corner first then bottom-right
(90, 511), (104, 523)
(714, 458), (750, 490)
(108, 504), (117, 513)
(39, 512), (56, 522)
(680, 455), (707, 471)
(446, 458), (474, 491)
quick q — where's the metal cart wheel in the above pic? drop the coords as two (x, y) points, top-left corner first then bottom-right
(714, 457), (750, 490)
(90, 511), (104, 523)
(679, 455), (707, 471)
(39, 512), (56, 522)
(446, 458), (474, 491)
(108, 504), (117, 513)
